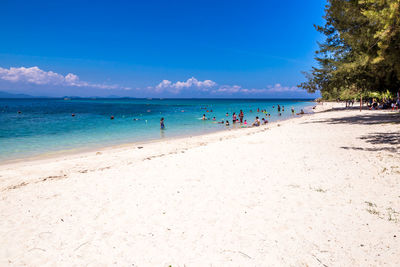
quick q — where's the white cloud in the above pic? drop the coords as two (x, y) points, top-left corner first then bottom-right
(0, 66), (130, 90)
(173, 77), (216, 89)
(266, 83), (301, 92)
(211, 85), (268, 94)
(212, 85), (242, 94)
(155, 80), (172, 92)
(210, 83), (301, 95)
(154, 77), (217, 94)
(0, 67), (305, 96)
(151, 78), (302, 95)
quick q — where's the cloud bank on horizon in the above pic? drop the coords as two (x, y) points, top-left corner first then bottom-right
(0, 66), (317, 98)
(0, 66), (130, 91)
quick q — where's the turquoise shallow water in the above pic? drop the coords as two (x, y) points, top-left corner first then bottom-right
(0, 98), (313, 161)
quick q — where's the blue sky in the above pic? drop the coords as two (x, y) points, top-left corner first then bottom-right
(0, 0), (325, 98)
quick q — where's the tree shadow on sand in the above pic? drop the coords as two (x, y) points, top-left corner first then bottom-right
(305, 110), (400, 153)
(341, 132), (400, 153)
(306, 110), (400, 125)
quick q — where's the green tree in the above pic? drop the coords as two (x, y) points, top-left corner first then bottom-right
(300, 0), (400, 100)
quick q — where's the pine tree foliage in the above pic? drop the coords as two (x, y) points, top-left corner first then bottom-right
(299, 0), (400, 100)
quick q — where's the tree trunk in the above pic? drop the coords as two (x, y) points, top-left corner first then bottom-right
(360, 95), (362, 111)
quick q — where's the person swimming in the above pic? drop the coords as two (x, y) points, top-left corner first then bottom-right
(244, 120), (247, 125)
(212, 117), (216, 121)
(291, 107), (295, 114)
(225, 120), (230, 126)
(160, 117), (165, 129)
(202, 114), (207, 120)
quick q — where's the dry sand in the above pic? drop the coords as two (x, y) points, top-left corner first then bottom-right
(1, 102), (399, 266)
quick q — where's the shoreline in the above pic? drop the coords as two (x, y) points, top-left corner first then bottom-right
(0, 114), (307, 167)
(0, 103), (317, 166)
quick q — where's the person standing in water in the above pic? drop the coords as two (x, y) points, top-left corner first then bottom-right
(160, 117), (165, 129)
(239, 110), (244, 123)
(232, 112), (237, 123)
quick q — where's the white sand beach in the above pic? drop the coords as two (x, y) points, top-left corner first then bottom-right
(1, 103), (399, 266)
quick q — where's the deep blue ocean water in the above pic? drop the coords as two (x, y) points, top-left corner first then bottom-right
(0, 98), (314, 161)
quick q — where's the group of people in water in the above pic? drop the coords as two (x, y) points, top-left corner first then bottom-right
(159, 105), (305, 129)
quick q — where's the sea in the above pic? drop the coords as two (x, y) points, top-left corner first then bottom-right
(0, 98), (314, 162)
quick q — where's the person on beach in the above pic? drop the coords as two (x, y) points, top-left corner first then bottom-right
(232, 112), (237, 123)
(160, 117), (165, 129)
(291, 107), (295, 114)
(225, 120), (230, 126)
(244, 120), (247, 125)
(282, 106), (285, 112)
(277, 105), (281, 112)
(239, 110), (244, 123)
(202, 114), (207, 120)
(252, 116), (260, 127)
